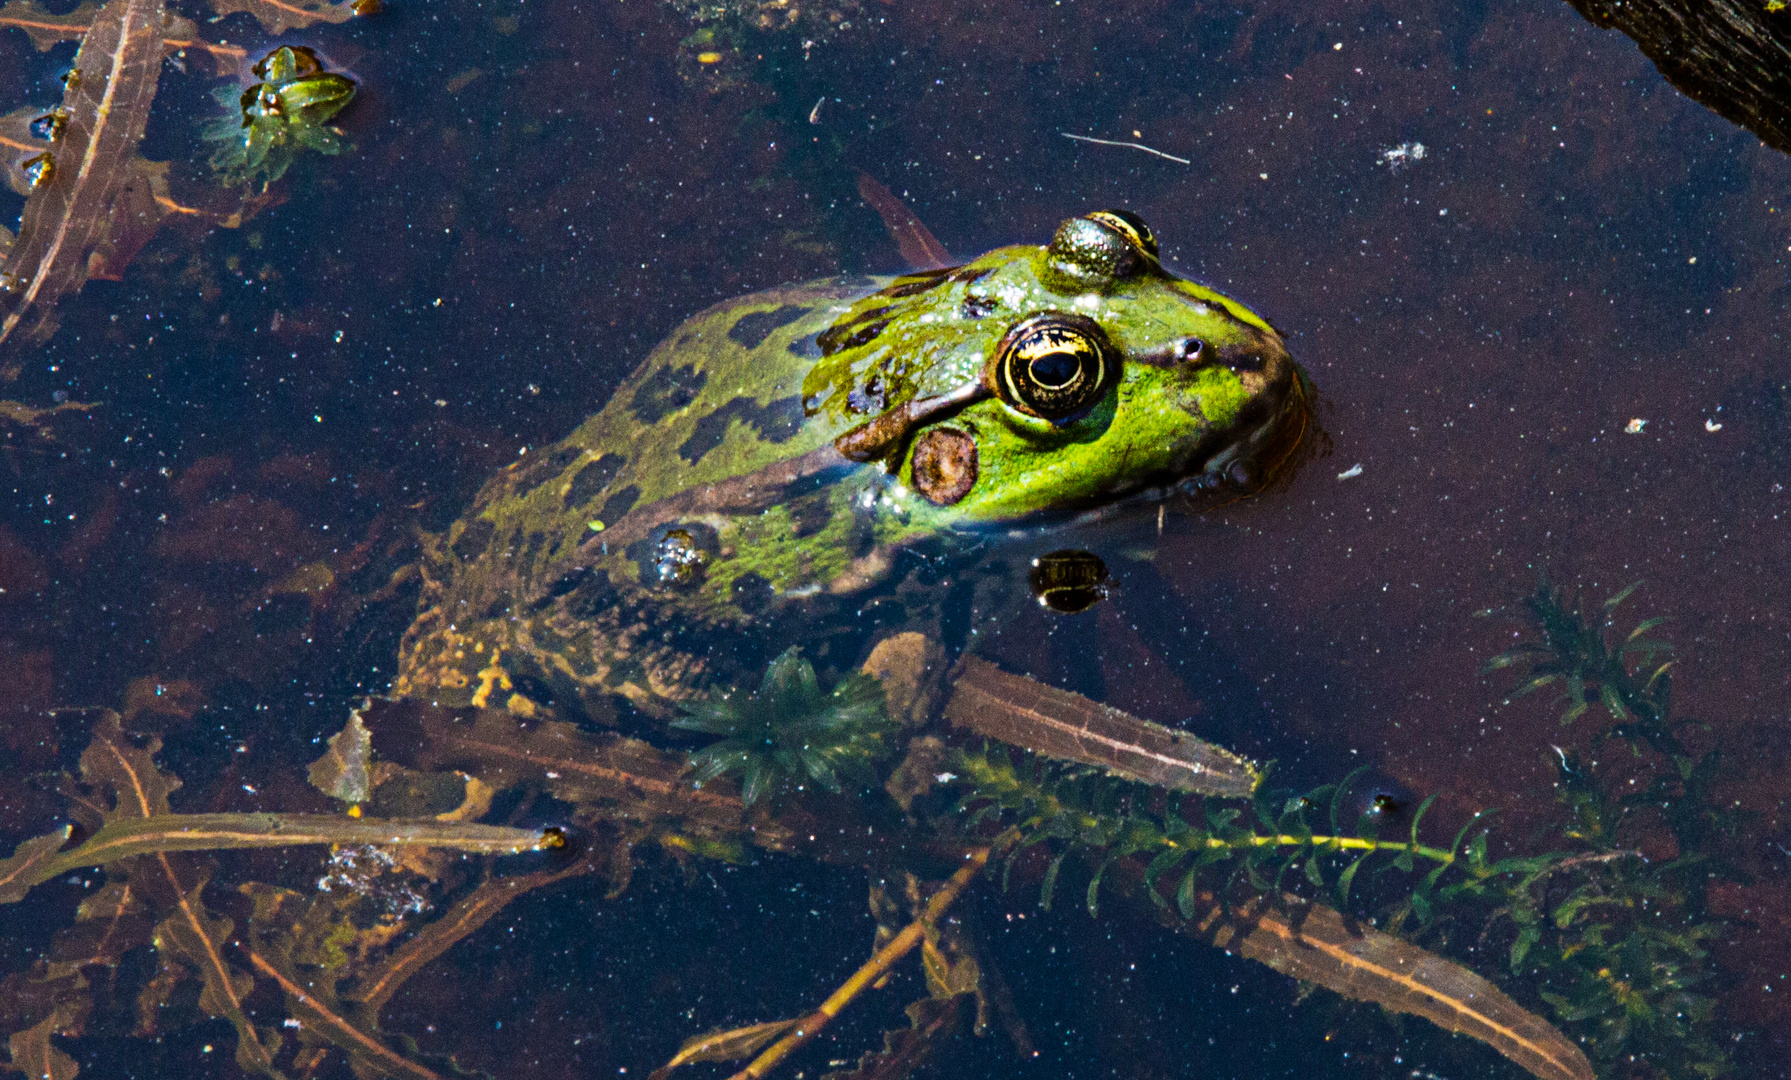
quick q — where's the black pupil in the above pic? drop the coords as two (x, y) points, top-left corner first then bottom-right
(1030, 350), (1083, 389)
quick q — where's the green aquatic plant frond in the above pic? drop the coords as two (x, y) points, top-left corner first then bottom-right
(949, 745), (1505, 921)
(673, 647), (897, 806)
(1483, 578), (1679, 751)
(1481, 578), (1740, 1077)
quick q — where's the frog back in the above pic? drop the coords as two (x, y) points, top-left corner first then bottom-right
(394, 278), (892, 720)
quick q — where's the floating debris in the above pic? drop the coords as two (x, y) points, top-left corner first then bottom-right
(1061, 131), (1192, 165)
(1625, 417), (1648, 433)
(1337, 462), (1364, 480)
(1379, 140), (1427, 172)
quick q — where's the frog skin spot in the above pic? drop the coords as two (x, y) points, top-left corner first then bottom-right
(564, 569), (617, 618)
(533, 566), (593, 610)
(731, 571), (775, 613)
(876, 267), (955, 299)
(451, 519), (495, 561)
(506, 445), (584, 498)
(631, 365), (708, 423)
(960, 295), (998, 319)
(786, 332), (823, 359)
(727, 305), (812, 349)
(563, 452), (627, 509)
(520, 531), (551, 577)
(677, 396), (806, 463)
(816, 305), (895, 356)
(598, 484), (640, 523)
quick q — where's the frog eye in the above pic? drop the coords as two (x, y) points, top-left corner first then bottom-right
(1083, 210), (1159, 259)
(992, 313), (1119, 422)
(1045, 212), (1157, 284)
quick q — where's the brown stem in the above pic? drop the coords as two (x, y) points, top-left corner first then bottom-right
(723, 837), (1004, 1080)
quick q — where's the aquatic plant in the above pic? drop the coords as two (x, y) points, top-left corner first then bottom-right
(673, 645), (897, 806)
(204, 45), (356, 188)
(948, 579), (1742, 1080)
(1477, 580), (1739, 1078)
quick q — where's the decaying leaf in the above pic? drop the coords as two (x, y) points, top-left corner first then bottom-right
(0, 826), (73, 904)
(309, 706), (376, 804)
(0, 0), (101, 51)
(0, 398), (97, 443)
(861, 632), (946, 727)
(1174, 891), (1596, 1080)
(243, 943), (443, 1080)
(0, 0), (237, 64)
(4, 1001), (83, 1080)
(1, 813), (560, 904)
(147, 867), (284, 1076)
(85, 158), (177, 281)
(205, 0), (355, 34)
(347, 852), (606, 1016)
(819, 995), (967, 1080)
(0, 0), (165, 351)
(856, 173), (953, 270)
(70, 714), (283, 1075)
(945, 656), (1261, 797)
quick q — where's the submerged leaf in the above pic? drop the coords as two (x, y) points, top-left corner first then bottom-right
(944, 656), (1259, 797)
(856, 173), (953, 270)
(1, 813), (560, 904)
(819, 995), (967, 1080)
(150, 868), (284, 1077)
(0, 0), (165, 351)
(205, 0), (355, 34)
(0, 826), (73, 904)
(0, 0), (101, 51)
(4, 1003), (83, 1080)
(1175, 891), (1596, 1080)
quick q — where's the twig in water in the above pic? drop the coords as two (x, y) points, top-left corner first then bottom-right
(1060, 132), (1191, 165)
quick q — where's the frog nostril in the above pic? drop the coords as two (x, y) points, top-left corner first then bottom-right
(1130, 337), (1204, 367)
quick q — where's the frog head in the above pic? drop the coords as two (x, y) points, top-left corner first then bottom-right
(803, 210), (1315, 523)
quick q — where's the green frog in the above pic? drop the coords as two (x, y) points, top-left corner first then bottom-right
(394, 211), (1314, 723)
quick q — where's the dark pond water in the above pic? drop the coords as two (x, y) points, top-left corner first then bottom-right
(2, 0), (1788, 1078)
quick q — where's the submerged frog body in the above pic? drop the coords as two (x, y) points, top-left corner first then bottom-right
(395, 212), (1314, 722)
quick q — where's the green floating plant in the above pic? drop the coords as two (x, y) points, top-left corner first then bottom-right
(673, 646), (897, 806)
(204, 45), (356, 187)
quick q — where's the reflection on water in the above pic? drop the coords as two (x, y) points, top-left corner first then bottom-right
(1, 0), (1788, 1077)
